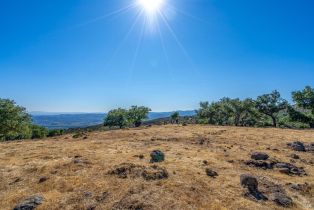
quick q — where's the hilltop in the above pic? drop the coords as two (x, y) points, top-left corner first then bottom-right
(1, 125), (313, 210)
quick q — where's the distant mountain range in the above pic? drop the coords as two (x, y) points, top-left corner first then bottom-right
(31, 111), (196, 130)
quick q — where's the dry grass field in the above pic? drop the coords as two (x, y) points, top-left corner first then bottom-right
(1, 125), (314, 210)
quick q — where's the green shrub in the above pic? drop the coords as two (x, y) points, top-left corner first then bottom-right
(31, 125), (48, 139)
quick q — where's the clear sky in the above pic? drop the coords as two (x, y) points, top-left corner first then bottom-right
(0, 0), (313, 112)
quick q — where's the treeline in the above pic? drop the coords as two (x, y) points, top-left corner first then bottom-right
(1, 86), (313, 141)
(196, 86), (314, 128)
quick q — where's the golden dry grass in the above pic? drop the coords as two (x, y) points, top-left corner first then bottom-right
(0, 125), (314, 210)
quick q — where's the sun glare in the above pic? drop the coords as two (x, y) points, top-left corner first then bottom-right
(137, 0), (164, 14)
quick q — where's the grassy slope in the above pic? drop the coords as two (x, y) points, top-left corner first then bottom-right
(0, 125), (313, 210)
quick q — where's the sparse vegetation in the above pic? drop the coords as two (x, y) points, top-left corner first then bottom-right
(170, 111), (179, 124)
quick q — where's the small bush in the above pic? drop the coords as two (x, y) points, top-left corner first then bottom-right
(31, 125), (48, 139)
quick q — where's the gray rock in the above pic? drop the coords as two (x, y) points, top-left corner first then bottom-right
(288, 141), (306, 152)
(244, 160), (275, 169)
(240, 174), (258, 192)
(269, 193), (293, 207)
(275, 162), (306, 176)
(205, 168), (218, 178)
(13, 195), (44, 210)
(150, 150), (165, 163)
(251, 152), (269, 160)
(240, 174), (267, 201)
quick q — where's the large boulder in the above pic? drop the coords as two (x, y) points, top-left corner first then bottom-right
(13, 195), (44, 210)
(287, 141), (306, 152)
(150, 150), (165, 163)
(251, 152), (269, 160)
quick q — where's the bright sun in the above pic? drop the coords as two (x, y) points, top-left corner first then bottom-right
(137, 0), (164, 14)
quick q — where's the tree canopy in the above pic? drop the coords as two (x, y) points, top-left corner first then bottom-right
(0, 99), (32, 140)
(255, 90), (288, 127)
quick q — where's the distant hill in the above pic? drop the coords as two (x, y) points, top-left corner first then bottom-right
(31, 110), (196, 129)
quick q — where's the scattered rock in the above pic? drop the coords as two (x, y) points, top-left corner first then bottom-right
(287, 141), (306, 152)
(244, 160), (275, 169)
(86, 204), (96, 210)
(251, 152), (269, 160)
(109, 163), (168, 181)
(83, 191), (93, 198)
(13, 195), (44, 210)
(10, 177), (22, 185)
(240, 174), (258, 192)
(142, 165), (169, 180)
(274, 162), (306, 176)
(289, 154), (300, 159)
(95, 192), (109, 202)
(38, 176), (48, 183)
(305, 143), (314, 151)
(205, 168), (218, 178)
(287, 183), (305, 191)
(269, 193), (293, 207)
(240, 174), (266, 200)
(150, 150), (165, 163)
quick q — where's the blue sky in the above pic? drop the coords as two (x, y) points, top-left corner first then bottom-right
(0, 0), (313, 112)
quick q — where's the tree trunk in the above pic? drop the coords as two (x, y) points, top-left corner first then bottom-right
(234, 114), (240, 126)
(271, 116), (277, 127)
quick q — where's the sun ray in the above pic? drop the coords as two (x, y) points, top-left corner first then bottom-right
(156, 18), (174, 80)
(167, 3), (204, 23)
(70, 3), (137, 30)
(158, 11), (198, 74)
(103, 10), (144, 69)
(127, 16), (146, 85)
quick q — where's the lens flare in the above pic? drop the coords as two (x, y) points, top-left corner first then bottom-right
(137, 0), (164, 14)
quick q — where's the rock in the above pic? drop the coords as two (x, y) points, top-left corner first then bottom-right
(287, 183), (303, 191)
(269, 193), (293, 207)
(244, 160), (275, 169)
(108, 163), (168, 181)
(38, 176), (48, 183)
(274, 162), (306, 176)
(86, 204), (96, 210)
(138, 154), (144, 159)
(240, 174), (266, 201)
(205, 168), (218, 178)
(287, 141), (306, 152)
(240, 174), (258, 192)
(251, 152), (269, 160)
(150, 150), (165, 163)
(203, 160), (208, 165)
(142, 165), (169, 180)
(95, 192), (109, 202)
(289, 154), (300, 159)
(306, 143), (314, 151)
(83, 191), (93, 198)
(13, 195), (44, 210)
